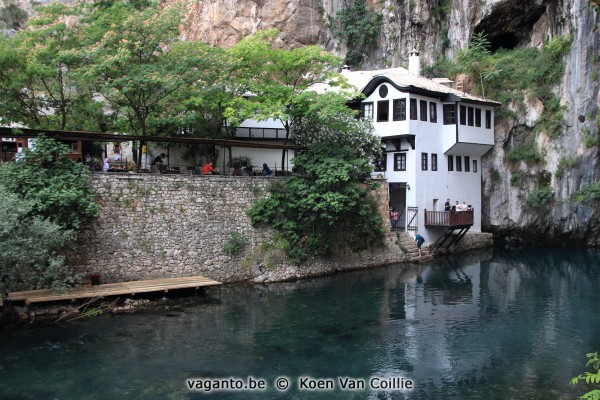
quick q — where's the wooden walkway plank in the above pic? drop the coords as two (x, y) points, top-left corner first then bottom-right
(7, 276), (222, 305)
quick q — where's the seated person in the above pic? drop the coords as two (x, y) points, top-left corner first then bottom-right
(202, 161), (214, 175)
(152, 153), (166, 173)
(262, 163), (272, 176)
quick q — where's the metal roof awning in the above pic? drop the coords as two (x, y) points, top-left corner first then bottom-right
(0, 127), (306, 151)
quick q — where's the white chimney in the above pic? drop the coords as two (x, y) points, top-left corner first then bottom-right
(408, 48), (420, 76)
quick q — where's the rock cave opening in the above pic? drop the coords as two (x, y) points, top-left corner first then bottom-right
(474, 0), (546, 52)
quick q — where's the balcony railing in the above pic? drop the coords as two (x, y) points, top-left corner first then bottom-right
(424, 210), (474, 227)
(234, 127), (289, 140)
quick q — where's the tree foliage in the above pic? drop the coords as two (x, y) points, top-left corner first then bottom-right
(248, 114), (385, 263)
(226, 29), (352, 167)
(0, 3), (102, 130)
(0, 186), (77, 292)
(0, 135), (98, 230)
(329, 0), (382, 66)
(572, 352), (600, 400)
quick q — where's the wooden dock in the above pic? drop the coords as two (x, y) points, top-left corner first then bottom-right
(6, 276), (222, 305)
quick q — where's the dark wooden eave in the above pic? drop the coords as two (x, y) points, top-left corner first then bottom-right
(0, 127), (306, 151)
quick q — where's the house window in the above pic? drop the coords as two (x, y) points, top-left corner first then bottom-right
(394, 153), (407, 171)
(475, 108), (481, 127)
(361, 102), (374, 119)
(448, 155), (454, 171)
(420, 100), (427, 121)
(430, 102), (437, 123)
(377, 100), (389, 122)
(393, 99), (406, 121)
(468, 107), (474, 126)
(443, 104), (456, 124)
(465, 156), (470, 172)
(421, 152), (428, 170)
(431, 153), (438, 171)
(456, 156), (462, 171)
(374, 153), (387, 171)
(486, 110), (492, 129)
(460, 105), (466, 125)
(473, 159), (478, 172)
(410, 99), (417, 120)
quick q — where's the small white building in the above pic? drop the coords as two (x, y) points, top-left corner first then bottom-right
(340, 52), (499, 245)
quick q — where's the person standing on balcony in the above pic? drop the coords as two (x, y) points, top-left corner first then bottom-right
(415, 232), (425, 257)
(444, 198), (451, 211)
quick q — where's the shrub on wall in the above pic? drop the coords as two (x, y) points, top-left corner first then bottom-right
(525, 186), (554, 209)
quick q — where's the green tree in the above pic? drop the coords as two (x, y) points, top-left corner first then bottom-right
(226, 30), (352, 170)
(77, 2), (215, 165)
(248, 113), (384, 263)
(0, 134), (98, 230)
(0, 185), (76, 293)
(0, 4), (103, 130)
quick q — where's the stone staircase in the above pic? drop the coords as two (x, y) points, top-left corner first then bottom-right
(396, 232), (435, 263)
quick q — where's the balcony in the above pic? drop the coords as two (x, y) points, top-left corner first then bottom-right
(424, 210), (474, 227)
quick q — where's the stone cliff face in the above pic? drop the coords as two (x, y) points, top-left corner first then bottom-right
(4, 0), (600, 244)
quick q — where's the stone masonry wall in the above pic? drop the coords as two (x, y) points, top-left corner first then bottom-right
(73, 174), (408, 284)
(73, 174), (492, 285)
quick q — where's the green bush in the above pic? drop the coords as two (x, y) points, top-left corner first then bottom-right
(583, 126), (599, 148)
(573, 182), (600, 203)
(525, 186), (554, 209)
(506, 143), (543, 165)
(0, 135), (98, 230)
(510, 172), (522, 187)
(223, 232), (247, 256)
(0, 186), (78, 292)
(571, 352), (600, 400)
(248, 114), (385, 264)
(555, 156), (581, 179)
(328, 0), (382, 66)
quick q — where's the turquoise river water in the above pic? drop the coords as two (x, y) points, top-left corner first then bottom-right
(1, 247), (599, 399)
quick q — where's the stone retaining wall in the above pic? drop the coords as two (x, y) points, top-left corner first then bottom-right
(72, 174), (492, 285)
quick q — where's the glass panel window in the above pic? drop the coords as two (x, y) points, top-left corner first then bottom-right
(465, 156), (470, 172)
(377, 100), (389, 122)
(361, 102), (374, 119)
(486, 110), (492, 129)
(420, 100), (427, 121)
(394, 153), (406, 171)
(410, 99), (417, 120)
(430, 102), (437, 123)
(431, 153), (437, 171)
(421, 152), (428, 170)
(468, 107), (474, 126)
(473, 159), (478, 172)
(443, 104), (456, 125)
(475, 109), (481, 127)
(393, 99), (406, 121)
(448, 155), (454, 171)
(460, 105), (466, 125)
(456, 156), (462, 171)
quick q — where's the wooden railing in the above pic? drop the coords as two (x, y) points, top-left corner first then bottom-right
(424, 209), (474, 227)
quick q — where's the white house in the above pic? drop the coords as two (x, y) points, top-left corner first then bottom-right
(340, 51), (499, 245)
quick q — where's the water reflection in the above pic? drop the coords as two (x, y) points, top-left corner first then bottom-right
(0, 247), (599, 399)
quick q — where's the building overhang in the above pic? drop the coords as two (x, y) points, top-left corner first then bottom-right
(381, 134), (416, 150)
(444, 142), (494, 157)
